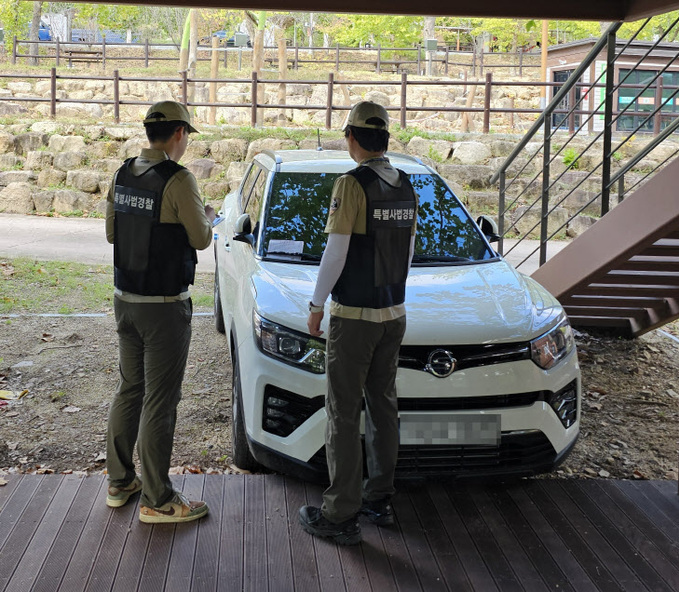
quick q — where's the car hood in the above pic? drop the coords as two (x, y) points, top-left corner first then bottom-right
(252, 259), (564, 344)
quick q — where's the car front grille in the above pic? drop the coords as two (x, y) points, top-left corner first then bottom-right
(397, 391), (541, 411)
(399, 342), (530, 373)
(308, 431), (557, 478)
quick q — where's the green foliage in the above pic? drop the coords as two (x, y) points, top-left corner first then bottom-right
(562, 147), (579, 170)
(0, 0), (32, 50)
(324, 14), (423, 47)
(75, 3), (143, 32)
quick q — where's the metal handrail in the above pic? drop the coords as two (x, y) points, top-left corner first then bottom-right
(489, 22), (622, 186)
(492, 18), (679, 272)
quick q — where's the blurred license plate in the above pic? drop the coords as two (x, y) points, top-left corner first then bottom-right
(399, 413), (500, 446)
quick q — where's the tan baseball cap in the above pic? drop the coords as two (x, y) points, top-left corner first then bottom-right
(143, 101), (198, 133)
(344, 101), (389, 131)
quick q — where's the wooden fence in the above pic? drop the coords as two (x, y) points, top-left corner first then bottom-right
(0, 68), (675, 135)
(10, 37), (541, 78)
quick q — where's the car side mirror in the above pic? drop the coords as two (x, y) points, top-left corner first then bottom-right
(476, 215), (500, 243)
(233, 213), (255, 246)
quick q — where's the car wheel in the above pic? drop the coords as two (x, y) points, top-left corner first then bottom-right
(231, 349), (260, 471)
(214, 263), (225, 334)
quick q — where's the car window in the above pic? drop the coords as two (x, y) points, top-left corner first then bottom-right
(245, 169), (268, 245)
(260, 171), (493, 264)
(263, 172), (339, 259)
(240, 165), (261, 212)
(410, 174), (494, 262)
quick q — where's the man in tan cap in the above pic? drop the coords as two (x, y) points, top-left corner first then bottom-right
(104, 100), (215, 523)
(299, 101), (418, 544)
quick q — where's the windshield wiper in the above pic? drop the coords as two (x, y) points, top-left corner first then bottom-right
(265, 251), (322, 261)
(412, 254), (471, 263)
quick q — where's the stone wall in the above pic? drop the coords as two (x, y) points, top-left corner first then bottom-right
(0, 117), (676, 240)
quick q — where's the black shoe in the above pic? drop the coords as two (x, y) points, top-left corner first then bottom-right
(360, 497), (394, 526)
(298, 506), (362, 545)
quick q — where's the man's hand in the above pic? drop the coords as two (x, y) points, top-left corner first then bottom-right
(204, 204), (216, 223)
(307, 311), (324, 337)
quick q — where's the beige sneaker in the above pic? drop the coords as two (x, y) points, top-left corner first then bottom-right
(139, 491), (209, 524)
(106, 476), (142, 508)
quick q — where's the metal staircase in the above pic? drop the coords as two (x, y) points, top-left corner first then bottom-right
(491, 20), (679, 337)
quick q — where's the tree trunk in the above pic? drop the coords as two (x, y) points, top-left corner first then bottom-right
(460, 84), (476, 133)
(29, 1), (43, 66)
(252, 11), (266, 75)
(277, 30), (287, 124)
(188, 9), (197, 102)
(423, 16), (435, 41)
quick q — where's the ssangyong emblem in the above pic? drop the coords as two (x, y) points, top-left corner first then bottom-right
(425, 349), (456, 378)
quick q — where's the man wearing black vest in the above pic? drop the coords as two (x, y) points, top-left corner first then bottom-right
(105, 101), (215, 523)
(299, 101), (418, 545)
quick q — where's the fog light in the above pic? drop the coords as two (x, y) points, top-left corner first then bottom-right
(262, 385), (325, 437)
(546, 380), (578, 428)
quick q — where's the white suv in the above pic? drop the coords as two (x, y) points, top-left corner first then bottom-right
(213, 149), (580, 481)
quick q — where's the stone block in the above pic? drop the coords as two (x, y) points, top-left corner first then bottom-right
(48, 135), (87, 153)
(14, 133), (47, 156)
(210, 139), (248, 164)
(567, 214), (597, 238)
(511, 205), (569, 238)
(436, 164), (493, 189)
(186, 158), (216, 180)
(452, 141), (491, 165)
(0, 132), (15, 154)
(37, 169), (67, 188)
(0, 182), (33, 214)
(52, 189), (92, 213)
(66, 170), (104, 193)
(25, 151), (54, 170)
(0, 170), (35, 186)
(53, 151), (86, 172)
(32, 190), (55, 213)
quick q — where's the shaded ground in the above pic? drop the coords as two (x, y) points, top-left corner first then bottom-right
(1, 293), (678, 482)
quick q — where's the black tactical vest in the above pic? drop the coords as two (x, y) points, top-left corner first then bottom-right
(113, 158), (197, 296)
(331, 165), (417, 309)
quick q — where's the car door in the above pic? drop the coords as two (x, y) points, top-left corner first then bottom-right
(219, 162), (269, 343)
(217, 163), (260, 331)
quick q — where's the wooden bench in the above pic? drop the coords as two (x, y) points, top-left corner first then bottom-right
(63, 48), (103, 67)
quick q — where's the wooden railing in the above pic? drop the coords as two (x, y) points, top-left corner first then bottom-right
(10, 37), (541, 77)
(0, 68), (676, 135)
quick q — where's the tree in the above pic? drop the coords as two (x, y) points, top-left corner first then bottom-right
(324, 14), (422, 47)
(0, 0), (32, 50)
(29, 1), (43, 66)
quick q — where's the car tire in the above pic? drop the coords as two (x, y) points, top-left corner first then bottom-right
(231, 348), (260, 471)
(214, 263), (225, 334)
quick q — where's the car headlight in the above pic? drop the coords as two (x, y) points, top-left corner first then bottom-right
(530, 316), (575, 370)
(253, 311), (326, 374)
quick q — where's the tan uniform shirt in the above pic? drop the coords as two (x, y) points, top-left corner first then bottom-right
(325, 157), (417, 322)
(105, 148), (212, 302)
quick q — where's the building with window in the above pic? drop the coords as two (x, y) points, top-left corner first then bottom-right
(547, 39), (679, 133)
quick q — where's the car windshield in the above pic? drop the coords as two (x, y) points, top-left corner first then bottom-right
(261, 171), (495, 264)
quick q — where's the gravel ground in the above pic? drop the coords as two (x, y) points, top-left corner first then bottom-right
(1, 298), (678, 483)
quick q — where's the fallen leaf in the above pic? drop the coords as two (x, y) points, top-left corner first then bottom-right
(41, 333), (55, 342)
(229, 464), (251, 475)
(0, 478), (7, 486)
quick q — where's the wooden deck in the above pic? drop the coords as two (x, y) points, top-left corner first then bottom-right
(1, 474), (679, 591)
